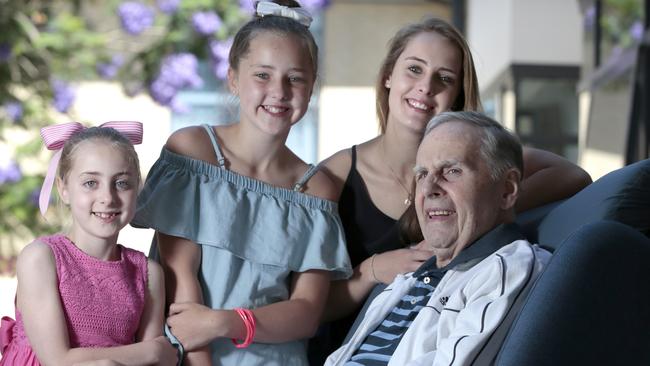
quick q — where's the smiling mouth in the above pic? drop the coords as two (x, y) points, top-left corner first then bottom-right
(407, 98), (433, 112)
(93, 212), (119, 219)
(262, 105), (289, 114)
(427, 209), (455, 219)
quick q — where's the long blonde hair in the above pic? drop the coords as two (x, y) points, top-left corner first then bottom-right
(376, 18), (482, 134)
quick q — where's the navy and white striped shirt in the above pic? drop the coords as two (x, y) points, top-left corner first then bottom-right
(345, 268), (445, 365)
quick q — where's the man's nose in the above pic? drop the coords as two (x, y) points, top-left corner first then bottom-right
(421, 175), (444, 197)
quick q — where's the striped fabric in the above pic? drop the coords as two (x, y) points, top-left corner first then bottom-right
(345, 271), (444, 366)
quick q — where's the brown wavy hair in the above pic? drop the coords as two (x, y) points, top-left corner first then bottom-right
(376, 17), (482, 134)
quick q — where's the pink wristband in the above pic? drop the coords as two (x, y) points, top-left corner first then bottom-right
(232, 308), (256, 348)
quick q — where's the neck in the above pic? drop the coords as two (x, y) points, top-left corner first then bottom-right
(229, 122), (289, 172)
(380, 122), (422, 178)
(67, 230), (120, 261)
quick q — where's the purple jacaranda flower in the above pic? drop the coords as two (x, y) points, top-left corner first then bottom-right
(96, 55), (124, 79)
(158, 53), (203, 89)
(238, 0), (256, 16)
(191, 11), (222, 35)
(212, 61), (229, 80)
(149, 78), (177, 105)
(4, 102), (23, 122)
(629, 20), (644, 42)
(300, 0), (330, 12)
(584, 5), (596, 29)
(118, 2), (155, 35)
(52, 80), (75, 113)
(170, 98), (190, 114)
(209, 38), (232, 80)
(0, 43), (11, 62)
(149, 53), (202, 108)
(157, 0), (181, 14)
(29, 188), (41, 207)
(209, 38), (232, 62)
(0, 160), (22, 185)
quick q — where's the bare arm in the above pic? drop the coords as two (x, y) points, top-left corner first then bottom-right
(319, 149), (433, 322)
(135, 259), (165, 341)
(518, 147), (592, 212)
(167, 269), (330, 351)
(157, 232), (212, 365)
(323, 247), (431, 322)
(17, 241), (176, 366)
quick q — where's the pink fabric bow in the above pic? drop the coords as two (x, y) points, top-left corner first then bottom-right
(39, 121), (143, 216)
(0, 316), (15, 355)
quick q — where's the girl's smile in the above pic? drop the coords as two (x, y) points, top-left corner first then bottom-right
(385, 31), (462, 133)
(229, 32), (315, 137)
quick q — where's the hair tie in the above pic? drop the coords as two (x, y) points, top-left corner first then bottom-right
(256, 1), (313, 27)
(38, 121), (143, 217)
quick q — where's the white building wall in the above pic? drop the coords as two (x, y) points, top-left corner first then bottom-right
(466, 0), (514, 91)
(511, 0), (583, 65)
(467, 0), (582, 91)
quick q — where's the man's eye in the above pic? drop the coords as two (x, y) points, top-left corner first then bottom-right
(116, 180), (131, 190)
(445, 168), (462, 178)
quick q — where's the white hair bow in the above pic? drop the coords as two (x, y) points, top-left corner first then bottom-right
(256, 1), (313, 27)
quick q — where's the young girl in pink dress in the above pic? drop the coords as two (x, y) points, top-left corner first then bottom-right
(0, 122), (176, 366)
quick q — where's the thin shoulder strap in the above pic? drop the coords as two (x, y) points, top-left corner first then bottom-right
(201, 124), (226, 167)
(293, 164), (320, 192)
(350, 145), (357, 168)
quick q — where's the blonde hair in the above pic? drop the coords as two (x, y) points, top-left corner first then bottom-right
(58, 127), (141, 186)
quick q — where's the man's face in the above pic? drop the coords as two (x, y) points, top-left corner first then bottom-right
(414, 122), (514, 262)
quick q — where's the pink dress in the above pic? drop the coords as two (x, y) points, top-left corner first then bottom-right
(0, 234), (148, 365)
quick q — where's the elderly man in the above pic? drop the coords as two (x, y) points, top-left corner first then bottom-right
(326, 111), (551, 366)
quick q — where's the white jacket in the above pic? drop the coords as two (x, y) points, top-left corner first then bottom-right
(326, 240), (551, 366)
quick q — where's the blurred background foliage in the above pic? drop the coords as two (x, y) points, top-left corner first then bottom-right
(0, 0), (329, 275)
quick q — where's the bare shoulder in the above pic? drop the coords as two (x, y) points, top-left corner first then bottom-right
(318, 148), (352, 200)
(16, 240), (57, 293)
(302, 169), (339, 202)
(17, 240), (55, 272)
(165, 125), (214, 161)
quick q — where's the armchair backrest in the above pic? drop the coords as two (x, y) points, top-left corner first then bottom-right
(495, 220), (650, 365)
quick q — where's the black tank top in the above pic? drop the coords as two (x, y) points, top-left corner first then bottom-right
(339, 145), (405, 266)
(308, 145), (405, 365)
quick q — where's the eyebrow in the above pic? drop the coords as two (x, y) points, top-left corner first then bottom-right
(413, 160), (461, 174)
(404, 56), (458, 74)
(413, 165), (426, 174)
(79, 171), (132, 177)
(250, 64), (308, 73)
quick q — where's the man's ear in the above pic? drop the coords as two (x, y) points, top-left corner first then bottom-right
(501, 169), (520, 210)
(227, 67), (238, 96)
(56, 176), (69, 205)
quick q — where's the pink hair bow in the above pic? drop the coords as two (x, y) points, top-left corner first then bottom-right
(39, 121), (143, 217)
